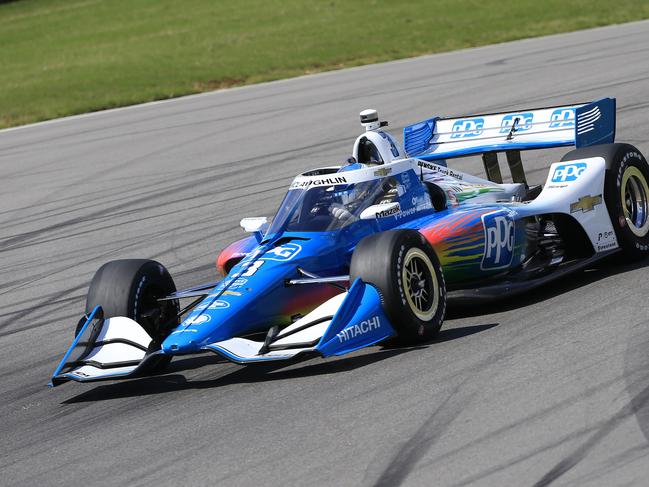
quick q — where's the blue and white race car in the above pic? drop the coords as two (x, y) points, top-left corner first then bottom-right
(51, 97), (649, 386)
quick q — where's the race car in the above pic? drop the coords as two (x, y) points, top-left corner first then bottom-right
(50, 97), (649, 386)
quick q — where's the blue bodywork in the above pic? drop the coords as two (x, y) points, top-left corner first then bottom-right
(315, 279), (394, 357)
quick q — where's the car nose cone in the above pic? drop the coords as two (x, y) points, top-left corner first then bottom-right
(161, 331), (201, 354)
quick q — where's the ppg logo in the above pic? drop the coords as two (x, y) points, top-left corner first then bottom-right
(549, 108), (575, 128)
(450, 118), (484, 139)
(261, 243), (302, 261)
(551, 163), (587, 183)
(481, 211), (515, 270)
(500, 113), (534, 133)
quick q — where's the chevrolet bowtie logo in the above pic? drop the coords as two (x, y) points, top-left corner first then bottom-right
(373, 167), (392, 177)
(570, 194), (602, 213)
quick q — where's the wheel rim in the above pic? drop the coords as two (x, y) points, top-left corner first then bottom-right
(402, 248), (438, 321)
(139, 283), (178, 339)
(620, 166), (649, 237)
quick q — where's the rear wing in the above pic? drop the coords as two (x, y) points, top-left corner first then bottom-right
(403, 98), (616, 161)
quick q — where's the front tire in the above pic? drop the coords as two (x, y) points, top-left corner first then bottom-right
(562, 143), (649, 260)
(350, 230), (446, 344)
(84, 259), (180, 371)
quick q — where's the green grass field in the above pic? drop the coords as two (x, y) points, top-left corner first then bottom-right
(1, 0), (648, 128)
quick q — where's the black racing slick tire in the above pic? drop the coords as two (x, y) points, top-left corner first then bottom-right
(83, 259), (180, 371)
(562, 143), (649, 261)
(350, 230), (446, 344)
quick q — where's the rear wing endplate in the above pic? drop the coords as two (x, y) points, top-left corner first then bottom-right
(403, 97), (616, 161)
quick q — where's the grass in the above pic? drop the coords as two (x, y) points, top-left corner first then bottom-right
(1, 0), (648, 128)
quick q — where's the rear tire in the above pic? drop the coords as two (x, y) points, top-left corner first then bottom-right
(350, 230), (446, 344)
(562, 143), (649, 261)
(84, 259), (179, 372)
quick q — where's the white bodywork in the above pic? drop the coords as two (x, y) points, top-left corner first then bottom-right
(273, 292), (345, 345)
(530, 156), (618, 252)
(60, 317), (153, 382)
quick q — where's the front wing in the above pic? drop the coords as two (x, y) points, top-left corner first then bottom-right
(49, 306), (164, 386)
(49, 279), (396, 385)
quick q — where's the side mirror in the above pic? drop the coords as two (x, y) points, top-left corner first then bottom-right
(240, 217), (269, 242)
(359, 202), (401, 220)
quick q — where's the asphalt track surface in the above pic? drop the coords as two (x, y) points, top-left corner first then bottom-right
(2, 21), (649, 487)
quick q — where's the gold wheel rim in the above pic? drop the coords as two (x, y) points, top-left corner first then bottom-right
(620, 166), (649, 237)
(402, 248), (439, 321)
